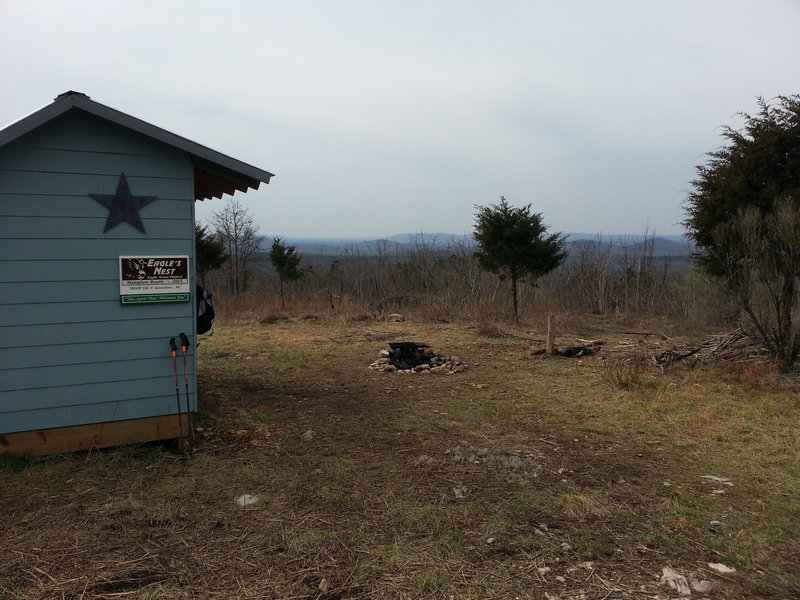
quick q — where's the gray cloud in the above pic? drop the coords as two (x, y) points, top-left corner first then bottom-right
(2, 0), (798, 237)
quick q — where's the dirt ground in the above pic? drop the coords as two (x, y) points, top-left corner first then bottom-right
(1, 315), (798, 599)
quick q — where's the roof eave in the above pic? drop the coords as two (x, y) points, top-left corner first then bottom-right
(0, 97), (73, 149)
(0, 91), (274, 200)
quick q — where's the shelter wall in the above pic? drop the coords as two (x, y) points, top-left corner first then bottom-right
(0, 110), (197, 435)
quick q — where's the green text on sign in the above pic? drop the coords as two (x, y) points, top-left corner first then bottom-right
(121, 294), (190, 304)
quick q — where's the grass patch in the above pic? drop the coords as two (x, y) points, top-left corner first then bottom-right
(639, 532), (687, 553)
(0, 454), (39, 475)
(250, 411), (271, 422)
(412, 568), (448, 593)
(559, 491), (613, 520)
(598, 356), (649, 389)
(429, 531), (464, 557)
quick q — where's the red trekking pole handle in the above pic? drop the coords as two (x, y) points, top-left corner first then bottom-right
(169, 338), (179, 386)
(179, 332), (190, 386)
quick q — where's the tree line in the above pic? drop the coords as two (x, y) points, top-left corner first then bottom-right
(199, 95), (800, 371)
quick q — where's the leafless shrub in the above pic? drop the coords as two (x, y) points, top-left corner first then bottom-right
(712, 198), (800, 371)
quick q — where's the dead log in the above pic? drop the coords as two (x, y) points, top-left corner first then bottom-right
(532, 340), (604, 358)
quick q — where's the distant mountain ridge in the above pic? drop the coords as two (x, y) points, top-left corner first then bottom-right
(264, 232), (694, 258)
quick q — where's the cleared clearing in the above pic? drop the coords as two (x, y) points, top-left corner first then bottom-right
(2, 314), (798, 599)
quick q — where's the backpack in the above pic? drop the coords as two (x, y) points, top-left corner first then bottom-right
(196, 283), (215, 335)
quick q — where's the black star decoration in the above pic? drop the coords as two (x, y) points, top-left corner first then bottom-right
(90, 173), (158, 234)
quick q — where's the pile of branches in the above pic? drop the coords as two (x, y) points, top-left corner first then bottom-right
(653, 329), (770, 368)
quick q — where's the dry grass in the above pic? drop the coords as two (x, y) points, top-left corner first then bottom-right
(1, 311), (798, 599)
(558, 492), (614, 520)
(476, 322), (508, 338)
(597, 355), (649, 390)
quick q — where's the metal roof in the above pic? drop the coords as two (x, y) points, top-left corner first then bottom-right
(0, 91), (274, 200)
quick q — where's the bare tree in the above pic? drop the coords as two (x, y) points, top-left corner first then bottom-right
(210, 198), (261, 296)
(565, 235), (613, 314)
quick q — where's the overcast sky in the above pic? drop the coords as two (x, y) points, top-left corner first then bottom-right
(2, 1), (798, 238)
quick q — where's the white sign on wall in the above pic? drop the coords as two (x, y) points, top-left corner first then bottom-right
(119, 256), (190, 304)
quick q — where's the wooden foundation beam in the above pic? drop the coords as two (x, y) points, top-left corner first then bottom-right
(0, 415), (182, 456)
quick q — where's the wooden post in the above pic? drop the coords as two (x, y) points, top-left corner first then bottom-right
(546, 314), (556, 355)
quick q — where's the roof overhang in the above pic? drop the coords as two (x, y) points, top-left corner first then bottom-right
(0, 91), (274, 201)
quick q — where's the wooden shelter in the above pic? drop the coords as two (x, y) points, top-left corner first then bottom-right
(0, 91), (273, 455)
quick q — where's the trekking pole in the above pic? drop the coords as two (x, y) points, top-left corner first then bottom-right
(169, 338), (186, 457)
(179, 332), (194, 456)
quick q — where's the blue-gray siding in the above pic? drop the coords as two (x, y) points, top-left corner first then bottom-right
(0, 110), (198, 435)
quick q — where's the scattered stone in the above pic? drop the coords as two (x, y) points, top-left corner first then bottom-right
(413, 454), (438, 467)
(414, 441), (542, 482)
(699, 475), (733, 486)
(559, 543), (572, 551)
(235, 494), (260, 508)
(486, 537), (495, 544)
(660, 566), (691, 596)
(538, 566), (552, 574)
(452, 441), (542, 478)
(318, 578), (329, 593)
(709, 520), (724, 532)
(691, 579), (716, 593)
(386, 313), (405, 322)
(367, 342), (467, 374)
(300, 429), (315, 442)
(453, 485), (467, 499)
(554, 576), (566, 583)
(707, 562), (736, 574)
